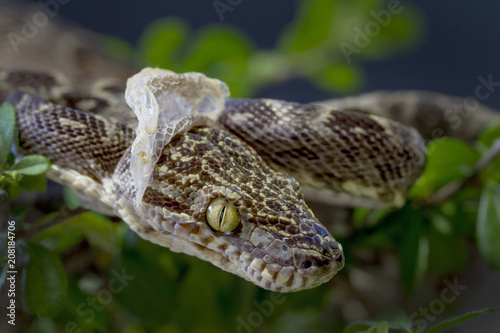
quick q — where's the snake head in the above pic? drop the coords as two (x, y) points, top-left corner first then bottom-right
(113, 126), (344, 292)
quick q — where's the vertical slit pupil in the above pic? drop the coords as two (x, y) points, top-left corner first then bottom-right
(219, 205), (226, 228)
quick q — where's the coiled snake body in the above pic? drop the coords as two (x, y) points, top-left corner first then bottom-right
(1, 2), (498, 292)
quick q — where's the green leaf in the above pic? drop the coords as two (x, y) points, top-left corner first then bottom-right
(0, 103), (16, 169)
(278, 0), (339, 53)
(66, 212), (119, 254)
(368, 321), (388, 333)
(10, 155), (50, 175)
(477, 185), (500, 270)
(9, 174), (47, 198)
(477, 120), (500, 150)
(477, 124), (500, 184)
(63, 186), (82, 210)
(398, 212), (428, 292)
(426, 307), (499, 333)
(30, 214), (86, 254)
(311, 63), (364, 93)
(410, 138), (480, 198)
(358, 4), (424, 61)
(138, 17), (189, 70)
(22, 243), (68, 317)
(181, 25), (254, 97)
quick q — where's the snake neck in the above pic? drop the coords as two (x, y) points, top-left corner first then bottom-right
(9, 91), (135, 182)
(7, 91), (135, 214)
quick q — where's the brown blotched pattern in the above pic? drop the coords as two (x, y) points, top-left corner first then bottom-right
(221, 99), (427, 208)
(10, 92), (343, 292)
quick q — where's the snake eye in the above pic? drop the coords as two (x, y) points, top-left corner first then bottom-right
(206, 198), (240, 233)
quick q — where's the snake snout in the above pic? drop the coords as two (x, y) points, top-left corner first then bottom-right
(293, 239), (344, 280)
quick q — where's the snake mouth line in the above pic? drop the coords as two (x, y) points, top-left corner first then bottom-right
(242, 253), (343, 292)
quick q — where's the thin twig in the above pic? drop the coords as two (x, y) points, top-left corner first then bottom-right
(423, 138), (500, 205)
(18, 206), (87, 239)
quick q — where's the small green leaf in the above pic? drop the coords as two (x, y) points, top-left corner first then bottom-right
(63, 186), (82, 210)
(426, 307), (499, 333)
(22, 243), (68, 317)
(411, 138), (480, 198)
(9, 174), (47, 198)
(477, 185), (500, 270)
(368, 321), (388, 333)
(0, 103), (16, 168)
(138, 17), (189, 70)
(10, 155), (50, 175)
(311, 63), (363, 93)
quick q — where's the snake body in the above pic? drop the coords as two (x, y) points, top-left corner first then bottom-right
(9, 90), (348, 292)
(1, 1), (498, 292)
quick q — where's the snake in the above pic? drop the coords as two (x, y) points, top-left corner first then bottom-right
(1, 1), (498, 293)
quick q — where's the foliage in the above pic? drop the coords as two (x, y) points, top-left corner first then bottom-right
(1, 0), (500, 333)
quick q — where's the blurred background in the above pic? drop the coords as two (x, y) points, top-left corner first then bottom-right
(5, 0), (500, 332)
(41, 0), (500, 105)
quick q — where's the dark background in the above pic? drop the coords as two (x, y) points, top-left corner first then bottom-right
(28, 0), (500, 108)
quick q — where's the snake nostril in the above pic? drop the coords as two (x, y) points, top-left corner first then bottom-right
(337, 253), (344, 264)
(302, 259), (312, 269)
